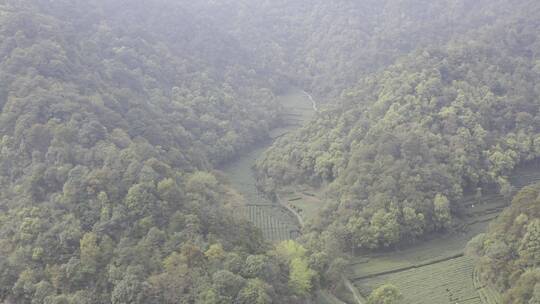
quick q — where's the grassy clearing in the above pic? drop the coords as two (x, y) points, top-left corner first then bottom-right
(221, 145), (268, 204)
(279, 185), (327, 223)
(279, 89), (317, 120)
(270, 90), (316, 139)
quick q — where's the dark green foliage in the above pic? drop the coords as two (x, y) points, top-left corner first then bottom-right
(0, 1), (305, 303)
(1, 0), (539, 302)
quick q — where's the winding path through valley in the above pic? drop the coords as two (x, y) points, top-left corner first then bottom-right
(221, 88), (317, 242)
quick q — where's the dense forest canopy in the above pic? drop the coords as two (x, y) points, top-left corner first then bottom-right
(256, 1), (540, 249)
(0, 1), (298, 303)
(0, 0), (538, 303)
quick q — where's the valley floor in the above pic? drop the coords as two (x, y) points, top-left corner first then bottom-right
(220, 88), (316, 241)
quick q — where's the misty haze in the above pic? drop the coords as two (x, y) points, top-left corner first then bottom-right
(0, 1), (539, 304)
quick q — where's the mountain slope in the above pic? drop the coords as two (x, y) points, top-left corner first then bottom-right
(0, 1), (305, 303)
(256, 4), (540, 250)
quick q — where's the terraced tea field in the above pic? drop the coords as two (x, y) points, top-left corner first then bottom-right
(245, 204), (301, 241)
(355, 256), (481, 304)
(222, 141), (301, 242)
(348, 219), (487, 280)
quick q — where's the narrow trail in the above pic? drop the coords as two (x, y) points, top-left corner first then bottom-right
(343, 276), (367, 304)
(302, 90), (319, 112)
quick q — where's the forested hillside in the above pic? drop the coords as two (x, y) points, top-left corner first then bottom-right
(0, 1), (306, 303)
(0, 0), (539, 303)
(256, 3), (540, 250)
(467, 183), (540, 303)
(217, 0), (538, 98)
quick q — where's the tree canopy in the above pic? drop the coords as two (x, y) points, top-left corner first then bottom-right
(0, 0), (539, 302)
(255, 3), (540, 251)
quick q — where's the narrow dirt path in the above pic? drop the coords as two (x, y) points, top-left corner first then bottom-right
(302, 90), (319, 112)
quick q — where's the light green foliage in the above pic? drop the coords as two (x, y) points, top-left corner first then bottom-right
(79, 232), (100, 274)
(186, 171), (220, 203)
(433, 194), (451, 230)
(275, 240), (308, 262)
(402, 206), (425, 238)
(157, 178), (181, 203)
(289, 257), (317, 296)
(367, 284), (403, 304)
(275, 240), (318, 295)
(369, 209), (400, 248)
(205, 243), (226, 262)
(236, 279), (273, 304)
